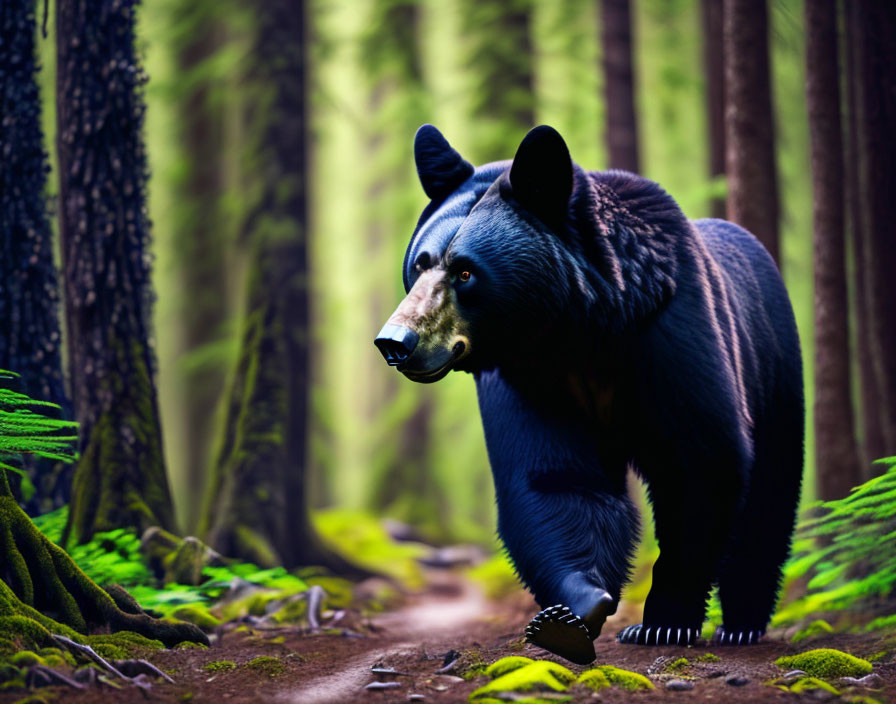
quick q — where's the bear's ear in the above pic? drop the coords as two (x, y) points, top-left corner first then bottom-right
(414, 124), (475, 201)
(509, 125), (573, 228)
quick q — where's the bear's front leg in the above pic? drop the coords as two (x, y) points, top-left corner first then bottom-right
(498, 477), (638, 664)
(476, 370), (638, 664)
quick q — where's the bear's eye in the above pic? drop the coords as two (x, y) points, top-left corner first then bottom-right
(459, 270), (471, 283)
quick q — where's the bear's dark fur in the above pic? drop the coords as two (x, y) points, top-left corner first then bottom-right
(382, 125), (803, 663)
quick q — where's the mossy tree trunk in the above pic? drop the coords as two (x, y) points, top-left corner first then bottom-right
(0, 469), (206, 648)
(56, 0), (175, 546)
(0, 0), (71, 513)
(200, 0), (365, 576)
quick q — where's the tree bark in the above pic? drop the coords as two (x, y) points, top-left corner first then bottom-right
(56, 0), (175, 545)
(848, 0), (896, 461)
(844, 0), (885, 471)
(460, 0), (535, 163)
(805, 0), (861, 499)
(601, 0), (640, 173)
(0, 0), (71, 512)
(169, 3), (231, 530)
(200, 0), (365, 576)
(723, 0), (780, 264)
(700, 0), (725, 218)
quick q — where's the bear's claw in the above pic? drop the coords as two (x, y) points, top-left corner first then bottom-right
(616, 623), (700, 646)
(525, 604), (596, 665)
(712, 627), (764, 645)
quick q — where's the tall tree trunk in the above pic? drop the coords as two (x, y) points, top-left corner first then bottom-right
(57, 0), (175, 546)
(723, 0), (780, 264)
(805, 0), (861, 499)
(700, 0), (725, 218)
(844, 0), (885, 471)
(460, 0), (535, 163)
(601, 0), (640, 173)
(169, 3), (231, 531)
(360, 1), (440, 533)
(848, 0), (896, 460)
(0, 0), (71, 513)
(200, 0), (364, 576)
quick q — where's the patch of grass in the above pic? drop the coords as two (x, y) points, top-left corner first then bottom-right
(775, 648), (872, 678)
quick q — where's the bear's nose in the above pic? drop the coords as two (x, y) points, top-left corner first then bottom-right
(374, 324), (419, 366)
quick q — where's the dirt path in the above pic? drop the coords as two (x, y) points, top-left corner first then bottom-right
(280, 571), (491, 703)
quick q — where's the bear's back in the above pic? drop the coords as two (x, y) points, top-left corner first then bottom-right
(692, 217), (800, 374)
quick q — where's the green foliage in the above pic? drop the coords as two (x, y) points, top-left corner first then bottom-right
(775, 649), (872, 679)
(777, 458), (896, 624)
(792, 619), (834, 643)
(312, 509), (425, 587)
(694, 653), (721, 663)
(466, 552), (522, 600)
(30, 512), (308, 621)
(0, 372), (77, 479)
(203, 660), (237, 673)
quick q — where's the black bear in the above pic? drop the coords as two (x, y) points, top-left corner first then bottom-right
(375, 125), (803, 665)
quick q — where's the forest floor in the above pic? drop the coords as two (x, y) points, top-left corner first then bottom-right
(2, 569), (894, 703)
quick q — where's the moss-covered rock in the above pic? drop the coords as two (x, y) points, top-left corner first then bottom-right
(470, 661), (575, 700)
(140, 526), (182, 580)
(665, 657), (689, 672)
(788, 676), (840, 695)
(245, 655), (285, 677)
(588, 665), (654, 691)
(576, 668), (611, 691)
(484, 656), (535, 678)
(775, 649), (873, 679)
(166, 537), (223, 586)
(695, 653), (721, 663)
(170, 604), (221, 630)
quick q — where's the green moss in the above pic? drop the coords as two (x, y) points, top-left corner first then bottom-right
(589, 665), (653, 691)
(576, 668), (611, 691)
(174, 640), (208, 650)
(203, 660), (237, 673)
(9, 651), (44, 667)
(866, 651), (887, 662)
(485, 656), (535, 678)
(694, 653), (721, 663)
(792, 619), (834, 643)
(842, 697), (884, 704)
(665, 657), (689, 672)
(170, 604), (221, 630)
(775, 648), (873, 678)
(246, 655), (285, 677)
(0, 615), (56, 650)
(470, 661), (576, 699)
(92, 643), (129, 660)
(788, 676), (840, 695)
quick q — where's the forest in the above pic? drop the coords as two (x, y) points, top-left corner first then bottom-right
(0, 0), (895, 701)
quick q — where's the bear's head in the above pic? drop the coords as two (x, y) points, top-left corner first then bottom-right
(375, 124), (591, 382)
(374, 124), (680, 382)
